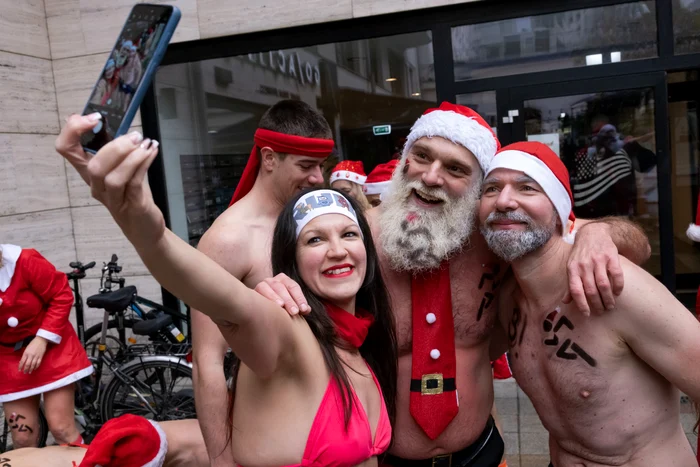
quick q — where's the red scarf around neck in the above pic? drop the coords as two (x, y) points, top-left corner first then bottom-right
(324, 302), (375, 349)
(229, 128), (334, 206)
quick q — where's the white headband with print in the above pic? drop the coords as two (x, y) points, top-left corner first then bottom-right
(293, 190), (360, 238)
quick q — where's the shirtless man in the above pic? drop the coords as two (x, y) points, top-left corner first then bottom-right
(481, 141), (699, 467)
(54, 100), (334, 466)
(1, 418), (208, 467)
(259, 103), (651, 466)
(189, 99), (333, 466)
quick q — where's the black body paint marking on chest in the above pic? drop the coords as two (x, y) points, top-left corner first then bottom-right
(477, 264), (501, 321)
(508, 307), (527, 358)
(1, 457), (11, 467)
(542, 312), (597, 367)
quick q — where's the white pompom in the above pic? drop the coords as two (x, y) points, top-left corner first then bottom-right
(430, 349), (441, 360)
(7, 316), (18, 328)
(687, 224), (700, 242)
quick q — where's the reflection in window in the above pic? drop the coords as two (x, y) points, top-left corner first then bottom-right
(452, 2), (657, 81)
(523, 89), (659, 274)
(456, 91), (498, 131)
(673, 0), (700, 54)
(154, 32), (436, 246)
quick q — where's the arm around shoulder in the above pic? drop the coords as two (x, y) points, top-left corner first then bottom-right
(576, 217), (651, 265)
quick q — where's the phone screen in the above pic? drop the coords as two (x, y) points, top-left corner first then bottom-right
(81, 4), (174, 152)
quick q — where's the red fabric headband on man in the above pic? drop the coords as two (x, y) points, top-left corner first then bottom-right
(229, 128), (335, 206)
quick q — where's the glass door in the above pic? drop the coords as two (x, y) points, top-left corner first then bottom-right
(503, 73), (674, 290)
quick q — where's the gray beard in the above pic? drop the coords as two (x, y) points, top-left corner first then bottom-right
(480, 211), (557, 262)
(379, 169), (481, 272)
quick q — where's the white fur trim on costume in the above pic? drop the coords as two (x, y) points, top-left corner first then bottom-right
(330, 170), (366, 185)
(0, 244), (22, 292)
(403, 110), (498, 173)
(293, 190), (360, 238)
(142, 420), (168, 467)
(363, 180), (392, 195)
(37, 328), (62, 344)
(486, 150), (572, 236)
(0, 364), (93, 402)
(687, 224), (700, 242)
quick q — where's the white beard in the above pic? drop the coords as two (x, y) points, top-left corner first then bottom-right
(379, 164), (481, 272)
(480, 210), (558, 262)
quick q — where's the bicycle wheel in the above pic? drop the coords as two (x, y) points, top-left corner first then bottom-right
(100, 359), (195, 423)
(83, 319), (137, 358)
(0, 405), (49, 453)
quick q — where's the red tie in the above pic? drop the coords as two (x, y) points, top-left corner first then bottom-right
(409, 261), (458, 440)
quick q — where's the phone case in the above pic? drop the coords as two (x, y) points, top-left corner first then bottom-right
(82, 4), (181, 153)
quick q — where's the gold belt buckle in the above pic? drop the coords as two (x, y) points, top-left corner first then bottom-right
(421, 373), (444, 395)
(432, 453), (452, 467)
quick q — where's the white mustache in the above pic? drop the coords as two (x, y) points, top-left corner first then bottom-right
(404, 180), (449, 203)
(485, 211), (533, 226)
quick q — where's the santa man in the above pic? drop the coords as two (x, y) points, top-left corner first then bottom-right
(258, 102), (651, 466)
(363, 159), (399, 207)
(329, 159), (371, 210)
(0, 245), (93, 448)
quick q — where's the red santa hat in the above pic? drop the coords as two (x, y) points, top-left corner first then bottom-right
(486, 141), (576, 241)
(363, 159), (399, 196)
(330, 160), (367, 185)
(402, 102), (500, 173)
(686, 195), (700, 241)
(79, 414), (167, 467)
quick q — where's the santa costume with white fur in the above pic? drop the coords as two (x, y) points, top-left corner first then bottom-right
(79, 414), (168, 467)
(486, 141), (577, 242)
(0, 245), (93, 403)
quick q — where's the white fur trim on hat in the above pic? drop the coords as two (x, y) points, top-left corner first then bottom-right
(403, 110), (497, 173)
(142, 420), (168, 467)
(687, 224), (700, 242)
(0, 244), (22, 292)
(330, 170), (367, 185)
(486, 150), (572, 236)
(294, 190), (360, 238)
(363, 180), (392, 195)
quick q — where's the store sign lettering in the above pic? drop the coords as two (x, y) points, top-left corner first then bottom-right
(248, 51), (321, 86)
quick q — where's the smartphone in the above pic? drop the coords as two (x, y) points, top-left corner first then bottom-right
(81, 3), (180, 153)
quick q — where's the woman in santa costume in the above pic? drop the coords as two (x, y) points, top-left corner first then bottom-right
(362, 159), (399, 207)
(329, 159), (373, 211)
(0, 245), (93, 447)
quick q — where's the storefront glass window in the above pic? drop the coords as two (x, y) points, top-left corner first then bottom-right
(522, 89), (660, 275)
(456, 91), (498, 134)
(673, 0), (700, 54)
(451, 1), (657, 81)
(153, 32), (435, 246)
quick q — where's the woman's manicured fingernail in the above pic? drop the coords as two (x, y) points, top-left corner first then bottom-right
(151, 140), (159, 150)
(129, 131), (143, 144)
(140, 138), (151, 149)
(87, 112), (102, 122)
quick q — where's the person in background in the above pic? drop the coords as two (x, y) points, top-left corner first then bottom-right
(363, 159), (399, 207)
(0, 245), (93, 448)
(329, 160), (372, 211)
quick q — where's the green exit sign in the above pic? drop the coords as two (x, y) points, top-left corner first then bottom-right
(372, 124), (392, 136)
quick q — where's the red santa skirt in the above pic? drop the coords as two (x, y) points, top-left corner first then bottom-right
(0, 324), (93, 402)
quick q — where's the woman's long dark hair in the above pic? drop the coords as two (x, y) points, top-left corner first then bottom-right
(225, 188), (398, 445)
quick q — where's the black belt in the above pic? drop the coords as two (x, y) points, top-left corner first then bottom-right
(0, 336), (35, 352)
(410, 375), (457, 394)
(384, 416), (496, 467)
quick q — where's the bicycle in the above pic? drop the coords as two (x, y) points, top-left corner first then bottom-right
(83, 254), (189, 353)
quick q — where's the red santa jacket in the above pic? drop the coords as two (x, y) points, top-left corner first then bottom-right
(0, 248), (74, 346)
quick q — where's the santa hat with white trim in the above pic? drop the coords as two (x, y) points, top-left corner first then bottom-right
(402, 102), (500, 173)
(329, 160), (367, 185)
(363, 159), (399, 196)
(79, 414), (168, 467)
(486, 141), (576, 241)
(686, 193), (700, 241)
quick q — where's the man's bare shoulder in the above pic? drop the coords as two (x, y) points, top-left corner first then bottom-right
(198, 207), (257, 277)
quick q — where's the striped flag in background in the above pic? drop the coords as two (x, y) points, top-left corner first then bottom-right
(572, 149), (633, 207)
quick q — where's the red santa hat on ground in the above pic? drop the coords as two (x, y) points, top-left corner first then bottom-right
(329, 160), (367, 185)
(686, 196), (700, 242)
(402, 102), (500, 173)
(486, 141), (576, 241)
(363, 159), (399, 196)
(79, 414), (167, 467)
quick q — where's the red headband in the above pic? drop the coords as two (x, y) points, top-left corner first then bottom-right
(229, 128), (334, 205)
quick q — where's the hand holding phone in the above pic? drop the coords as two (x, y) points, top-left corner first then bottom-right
(81, 3), (180, 153)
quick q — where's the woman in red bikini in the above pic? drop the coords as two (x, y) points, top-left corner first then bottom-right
(58, 132), (398, 467)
